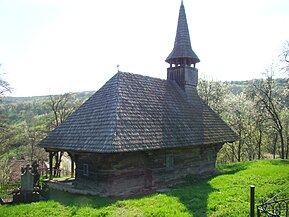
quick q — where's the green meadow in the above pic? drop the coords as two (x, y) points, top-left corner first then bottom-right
(1, 159), (289, 217)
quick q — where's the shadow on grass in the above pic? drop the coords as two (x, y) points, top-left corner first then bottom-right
(216, 161), (249, 175)
(269, 159), (289, 165)
(166, 179), (215, 217)
(47, 189), (116, 209)
(165, 165), (248, 217)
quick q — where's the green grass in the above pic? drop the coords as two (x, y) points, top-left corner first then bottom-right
(1, 159), (289, 217)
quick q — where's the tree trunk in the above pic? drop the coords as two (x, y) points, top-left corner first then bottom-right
(230, 143), (235, 163)
(286, 139), (289, 159)
(30, 142), (34, 163)
(54, 151), (63, 177)
(285, 119), (289, 159)
(237, 139), (242, 162)
(257, 129), (262, 160)
(273, 133), (278, 159)
(279, 128), (285, 159)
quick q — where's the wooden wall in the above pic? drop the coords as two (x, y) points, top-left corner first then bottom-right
(72, 143), (222, 197)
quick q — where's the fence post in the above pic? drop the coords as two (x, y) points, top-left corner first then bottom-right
(250, 185), (255, 217)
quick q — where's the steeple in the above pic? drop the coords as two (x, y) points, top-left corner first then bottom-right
(166, 1), (200, 67)
(166, 1), (200, 100)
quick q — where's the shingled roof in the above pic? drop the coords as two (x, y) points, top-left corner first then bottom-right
(39, 72), (237, 153)
(166, 1), (200, 65)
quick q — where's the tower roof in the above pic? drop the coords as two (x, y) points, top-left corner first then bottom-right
(166, 1), (200, 65)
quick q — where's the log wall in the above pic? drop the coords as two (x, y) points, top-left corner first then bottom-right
(72, 143), (222, 197)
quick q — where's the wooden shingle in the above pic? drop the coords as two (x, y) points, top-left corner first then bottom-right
(39, 72), (238, 153)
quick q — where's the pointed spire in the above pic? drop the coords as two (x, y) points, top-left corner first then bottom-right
(166, 1), (200, 66)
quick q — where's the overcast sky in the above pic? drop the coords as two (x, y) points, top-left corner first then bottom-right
(1, 0), (289, 97)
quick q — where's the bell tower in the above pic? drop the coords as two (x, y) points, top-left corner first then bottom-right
(166, 1), (200, 99)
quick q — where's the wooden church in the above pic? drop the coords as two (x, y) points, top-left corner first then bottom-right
(39, 2), (237, 197)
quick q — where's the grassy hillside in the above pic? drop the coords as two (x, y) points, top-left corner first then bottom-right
(1, 159), (289, 216)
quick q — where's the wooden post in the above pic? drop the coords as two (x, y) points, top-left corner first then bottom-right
(49, 152), (53, 180)
(71, 160), (75, 178)
(71, 154), (75, 178)
(250, 185), (255, 217)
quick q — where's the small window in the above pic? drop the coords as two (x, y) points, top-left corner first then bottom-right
(83, 163), (89, 176)
(166, 154), (174, 169)
(207, 150), (214, 162)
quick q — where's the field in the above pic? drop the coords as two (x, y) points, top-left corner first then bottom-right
(0, 159), (289, 217)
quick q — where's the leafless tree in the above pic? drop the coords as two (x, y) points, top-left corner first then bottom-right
(26, 127), (47, 163)
(0, 65), (12, 151)
(48, 93), (76, 128)
(0, 64), (11, 97)
(247, 66), (286, 159)
(0, 159), (11, 184)
(280, 41), (289, 75)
